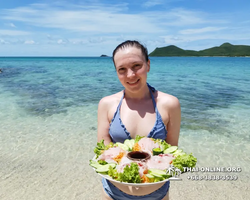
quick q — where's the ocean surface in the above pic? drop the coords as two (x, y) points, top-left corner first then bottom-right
(0, 57), (250, 199)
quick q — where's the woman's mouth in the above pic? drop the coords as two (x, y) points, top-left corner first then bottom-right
(127, 79), (140, 85)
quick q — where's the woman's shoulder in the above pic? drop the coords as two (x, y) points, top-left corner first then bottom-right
(98, 91), (123, 108)
(156, 91), (180, 109)
(98, 91), (124, 121)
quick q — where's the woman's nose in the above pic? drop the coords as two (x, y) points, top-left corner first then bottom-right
(127, 68), (135, 77)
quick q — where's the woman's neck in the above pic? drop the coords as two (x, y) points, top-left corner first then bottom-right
(124, 84), (151, 102)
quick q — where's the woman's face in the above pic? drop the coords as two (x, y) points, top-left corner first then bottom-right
(113, 46), (150, 93)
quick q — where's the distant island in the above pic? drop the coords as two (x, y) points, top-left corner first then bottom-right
(100, 54), (109, 57)
(149, 43), (250, 57)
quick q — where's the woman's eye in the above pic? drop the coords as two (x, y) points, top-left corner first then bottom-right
(133, 64), (141, 69)
(118, 68), (125, 73)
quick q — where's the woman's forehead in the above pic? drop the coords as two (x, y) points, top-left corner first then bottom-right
(114, 47), (144, 63)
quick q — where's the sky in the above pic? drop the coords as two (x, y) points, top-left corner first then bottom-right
(0, 0), (250, 56)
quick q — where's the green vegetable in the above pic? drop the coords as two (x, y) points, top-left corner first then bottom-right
(148, 169), (166, 177)
(164, 146), (178, 154)
(172, 153), (197, 172)
(96, 163), (116, 174)
(124, 139), (135, 151)
(98, 160), (108, 165)
(105, 142), (114, 150)
(94, 140), (113, 159)
(153, 177), (165, 182)
(108, 162), (142, 183)
(152, 148), (163, 155)
(153, 139), (171, 151)
(145, 174), (154, 179)
(134, 135), (144, 143)
(96, 165), (111, 173)
(90, 160), (116, 170)
(94, 140), (105, 158)
(114, 142), (129, 151)
(89, 160), (101, 169)
(173, 149), (185, 157)
(149, 169), (166, 175)
(108, 165), (119, 179)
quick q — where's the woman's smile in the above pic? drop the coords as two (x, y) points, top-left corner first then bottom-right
(127, 79), (140, 86)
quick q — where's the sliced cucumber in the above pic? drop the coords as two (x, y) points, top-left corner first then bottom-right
(96, 165), (110, 173)
(91, 160), (116, 173)
(173, 149), (185, 157)
(149, 169), (167, 177)
(154, 177), (164, 182)
(145, 174), (154, 179)
(107, 163), (117, 169)
(153, 148), (163, 155)
(95, 163), (116, 173)
(173, 149), (182, 154)
(89, 160), (101, 169)
(114, 142), (129, 151)
(124, 139), (135, 151)
(151, 173), (163, 178)
(90, 163), (101, 169)
(164, 146), (178, 154)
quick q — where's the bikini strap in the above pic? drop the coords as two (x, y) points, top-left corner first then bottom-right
(116, 91), (125, 110)
(118, 83), (156, 109)
(147, 83), (157, 108)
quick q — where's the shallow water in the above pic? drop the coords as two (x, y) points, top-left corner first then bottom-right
(0, 57), (250, 199)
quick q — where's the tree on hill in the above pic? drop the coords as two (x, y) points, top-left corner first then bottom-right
(149, 43), (250, 57)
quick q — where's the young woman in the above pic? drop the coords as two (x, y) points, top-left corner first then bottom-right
(97, 40), (181, 200)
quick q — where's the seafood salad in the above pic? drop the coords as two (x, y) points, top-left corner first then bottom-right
(90, 135), (197, 184)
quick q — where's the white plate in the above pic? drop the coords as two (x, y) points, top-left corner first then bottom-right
(91, 156), (171, 187)
(97, 172), (170, 187)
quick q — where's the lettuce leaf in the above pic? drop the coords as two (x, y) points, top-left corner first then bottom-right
(172, 153), (197, 172)
(94, 140), (105, 158)
(153, 139), (171, 151)
(108, 162), (142, 183)
(134, 135), (145, 143)
(94, 140), (113, 158)
(108, 166), (119, 179)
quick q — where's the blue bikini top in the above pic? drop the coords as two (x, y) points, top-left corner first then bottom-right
(109, 83), (167, 143)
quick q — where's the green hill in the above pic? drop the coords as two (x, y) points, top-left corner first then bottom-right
(149, 43), (250, 57)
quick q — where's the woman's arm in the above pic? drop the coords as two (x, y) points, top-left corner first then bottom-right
(165, 96), (181, 146)
(97, 97), (112, 145)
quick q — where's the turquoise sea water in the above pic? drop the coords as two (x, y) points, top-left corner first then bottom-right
(0, 57), (250, 199)
(1, 57), (250, 132)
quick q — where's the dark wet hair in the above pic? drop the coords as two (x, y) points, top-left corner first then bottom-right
(112, 40), (149, 66)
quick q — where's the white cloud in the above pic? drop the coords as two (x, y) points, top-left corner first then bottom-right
(24, 40), (35, 44)
(179, 27), (227, 35)
(1, 4), (162, 34)
(159, 9), (212, 26)
(57, 39), (68, 44)
(0, 2), (249, 55)
(0, 29), (30, 36)
(88, 37), (105, 43)
(0, 39), (9, 44)
(10, 23), (16, 28)
(143, 0), (165, 7)
(161, 32), (250, 46)
(4, 23), (16, 28)
(0, 4), (227, 40)
(143, 0), (183, 8)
